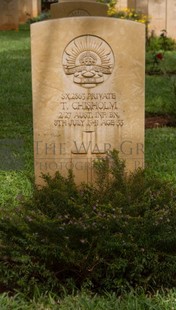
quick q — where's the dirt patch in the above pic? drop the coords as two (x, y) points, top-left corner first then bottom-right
(145, 114), (175, 129)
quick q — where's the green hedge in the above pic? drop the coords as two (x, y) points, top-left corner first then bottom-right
(0, 151), (176, 296)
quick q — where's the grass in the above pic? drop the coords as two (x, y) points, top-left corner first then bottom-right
(145, 50), (176, 114)
(0, 28), (32, 131)
(145, 75), (176, 114)
(145, 127), (176, 182)
(0, 26), (33, 205)
(145, 49), (176, 181)
(0, 290), (176, 309)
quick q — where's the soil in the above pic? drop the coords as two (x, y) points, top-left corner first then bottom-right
(145, 114), (176, 129)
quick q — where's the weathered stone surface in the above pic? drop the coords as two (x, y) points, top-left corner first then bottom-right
(0, 0), (19, 31)
(128, 0), (148, 14)
(50, 0), (108, 18)
(128, 0), (176, 39)
(31, 17), (145, 185)
(148, 0), (166, 36)
(18, 0), (41, 24)
(167, 0), (176, 39)
(117, 0), (128, 10)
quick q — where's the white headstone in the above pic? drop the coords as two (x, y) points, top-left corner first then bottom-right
(31, 17), (145, 185)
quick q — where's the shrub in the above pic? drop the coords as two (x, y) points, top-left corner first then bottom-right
(0, 151), (176, 296)
(108, 7), (149, 25)
(98, 1), (148, 25)
(147, 30), (176, 52)
(27, 12), (50, 24)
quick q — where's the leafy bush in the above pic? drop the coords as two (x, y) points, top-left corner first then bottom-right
(147, 31), (176, 52)
(0, 151), (176, 296)
(98, 1), (148, 24)
(108, 7), (148, 25)
(27, 12), (50, 24)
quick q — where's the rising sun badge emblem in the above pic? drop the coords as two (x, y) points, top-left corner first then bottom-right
(62, 35), (114, 89)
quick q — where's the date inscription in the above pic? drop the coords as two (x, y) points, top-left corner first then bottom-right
(54, 92), (124, 127)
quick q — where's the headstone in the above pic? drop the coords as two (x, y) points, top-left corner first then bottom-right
(0, 0), (19, 31)
(164, 0), (176, 39)
(18, 0), (32, 23)
(32, 0), (41, 18)
(31, 17), (145, 185)
(117, 0), (128, 10)
(128, 0), (136, 10)
(50, 0), (108, 18)
(19, 0), (41, 24)
(129, 0), (176, 40)
(148, 0), (166, 37)
(128, 0), (148, 14)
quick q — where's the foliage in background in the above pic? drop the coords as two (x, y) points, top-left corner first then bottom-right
(108, 7), (148, 25)
(146, 30), (176, 74)
(145, 29), (176, 119)
(147, 30), (176, 53)
(146, 51), (176, 75)
(98, 0), (148, 24)
(27, 11), (50, 24)
(0, 151), (176, 296)
(98, 0), (117, 12)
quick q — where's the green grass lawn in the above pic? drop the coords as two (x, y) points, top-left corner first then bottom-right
(145, 50), (176, 114)
(145, 75), (176, 114)
(145, 127), (176, 183)
(0, 26), (33, 206)
(0, 26), (176, 308)
(0, 289), (176, 309)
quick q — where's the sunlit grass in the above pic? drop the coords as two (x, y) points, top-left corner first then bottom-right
(145, 127), (176, 183)
(0, 26), (33, 204)
(145, 75), (176, 114)
(0, 289), (176, 309)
